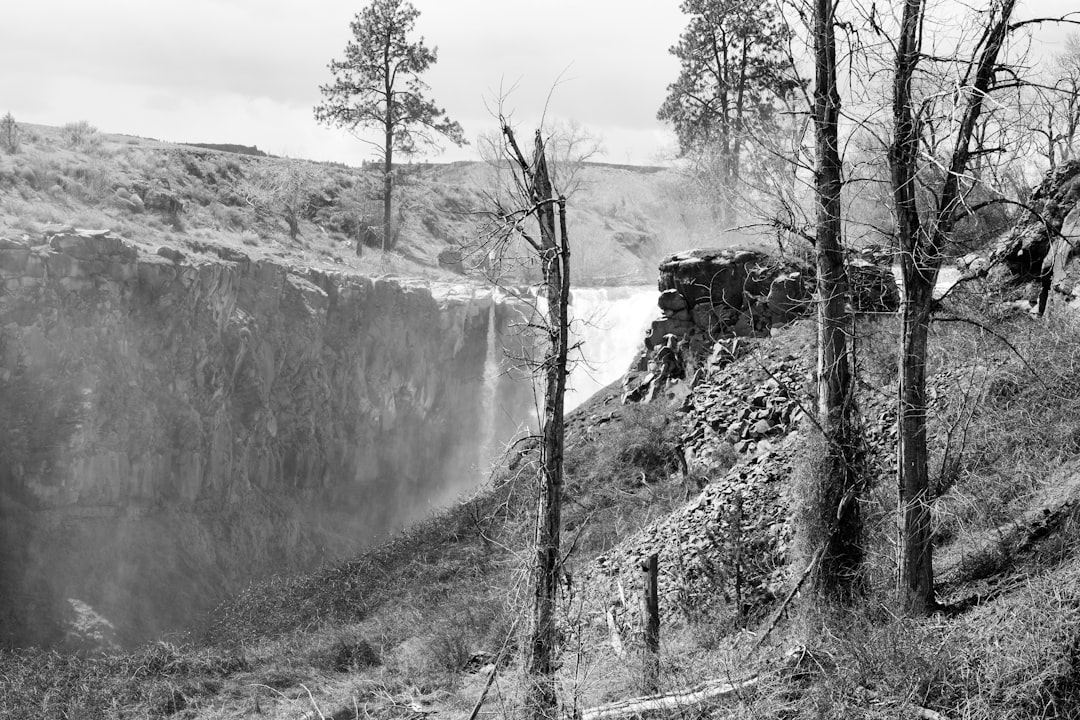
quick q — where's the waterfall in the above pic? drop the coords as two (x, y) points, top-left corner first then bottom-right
(565, 286), (657, 412)
(480, 292), (502, 463)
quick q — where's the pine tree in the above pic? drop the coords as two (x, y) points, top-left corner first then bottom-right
(315, 0), (465, 250)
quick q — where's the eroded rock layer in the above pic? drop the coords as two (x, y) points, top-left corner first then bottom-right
(0, 230), (530, 646)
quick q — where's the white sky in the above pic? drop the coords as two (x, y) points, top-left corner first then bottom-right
(0, 0), (686, 166)
(0, 1), (1074, 168)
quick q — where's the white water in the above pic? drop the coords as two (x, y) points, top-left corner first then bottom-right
(564, 286), (658, 412)
(480, 296), (501, 460)
(891, 265), (962, 299)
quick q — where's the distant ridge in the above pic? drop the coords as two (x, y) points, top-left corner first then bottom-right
(182, 142), (269, 157)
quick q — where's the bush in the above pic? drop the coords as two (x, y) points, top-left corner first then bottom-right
(61, 120), (102, 151)
(776, 608), (967, 719)
(0, 112), (20, 154)
(308, 634), (380, 672)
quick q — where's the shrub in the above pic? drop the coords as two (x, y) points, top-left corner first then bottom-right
(66, 160), (113, 202)
(308, 634), (380, 672)
(0, 112), (19, 154)
(61, 120), (102, 151)
(780, 607), (968, 718)
(567, 402), (683, 487)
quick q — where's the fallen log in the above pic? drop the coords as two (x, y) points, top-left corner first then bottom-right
(582, 675), (759, 720)
(937, 463), (1080, 587)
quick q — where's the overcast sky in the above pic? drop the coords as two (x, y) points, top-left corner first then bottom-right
(0, 1), (1074, 167)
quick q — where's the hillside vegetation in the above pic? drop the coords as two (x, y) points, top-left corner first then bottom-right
(2, 122), (1079, 719)
(2, 275), (1078, 718)
(0, 122), (744, 286)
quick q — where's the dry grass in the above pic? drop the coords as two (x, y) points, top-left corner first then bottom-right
(0, 641), (247, 719)
(929, 307), (1080, 556)
(0, 122), (719, 286)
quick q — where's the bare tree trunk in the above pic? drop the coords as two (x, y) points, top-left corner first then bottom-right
(525, 130), (570, 720)
(897, 275), (936, 613)
(889, 0), (1016, 615)
(383, 129), (393, 252)
(809, 0), (863, 599)
(641, 554), (660, 693)
(890, 0), (936, 616)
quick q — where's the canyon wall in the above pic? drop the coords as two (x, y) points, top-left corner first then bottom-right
(0, 230), (532, 646)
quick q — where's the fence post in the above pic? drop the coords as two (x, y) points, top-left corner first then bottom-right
(641, 553), (660, 692)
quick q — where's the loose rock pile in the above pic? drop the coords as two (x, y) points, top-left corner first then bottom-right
(590, 336), (815, 634)
(592, 438), (797, 630)
(682, 347), (810, 459)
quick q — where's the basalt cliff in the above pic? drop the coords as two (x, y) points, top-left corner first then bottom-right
(0, 228), (531, 646)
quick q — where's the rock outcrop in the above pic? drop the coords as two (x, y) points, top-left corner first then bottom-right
(992, 160), (1080, 313)
(0, 229), (533, 646)
(996, 160), (1080, 280)
(652, 248), (803, 348)
(625, 247), (897, 401)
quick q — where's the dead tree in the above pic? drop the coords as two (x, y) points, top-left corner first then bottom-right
(475, 121), (571, 720)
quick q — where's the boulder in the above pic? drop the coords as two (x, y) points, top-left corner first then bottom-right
(995, 159), (1080, 280)
(767, 272), (810, 324)
(61, 598), (120, 652)
(156, 245), (186, 263)
(658, 247), (773, 309)
(644, 316), (696, 350)
(658, 288), (688, 315)
(48, 229), (138, 263)
(143, 187), (184, 220)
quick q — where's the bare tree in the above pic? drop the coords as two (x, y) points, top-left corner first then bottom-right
(803, 0), (865, 600)
(889, 0), (1018, 615)
(1028, 33), (1080, 170)
(237, 160), (317, 240)
(474, 120), (571, 720)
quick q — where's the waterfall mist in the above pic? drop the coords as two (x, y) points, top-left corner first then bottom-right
(0, 263), (657, 649)
(565, 287), (657, 412)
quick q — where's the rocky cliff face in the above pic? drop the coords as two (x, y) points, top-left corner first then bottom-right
(0, 230), (531, 646)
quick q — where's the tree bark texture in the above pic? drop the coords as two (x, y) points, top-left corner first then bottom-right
(525, 130), (570, 720)
(890, 0), (936, 616)
(383, 125), (393, 251)
(641, 553), (660, 693)
(810, 0), (863, 599)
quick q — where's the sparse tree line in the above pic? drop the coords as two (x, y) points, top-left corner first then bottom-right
(658, 0), (1080, 622)
(304, 0), (1080, 717)
(7, 0), (1078, 714)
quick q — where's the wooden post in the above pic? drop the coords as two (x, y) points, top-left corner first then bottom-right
(641, 553), (660, 693)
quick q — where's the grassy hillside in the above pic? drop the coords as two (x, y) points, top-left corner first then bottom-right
(3, 121), (1078, 718)
(0, 121), (747, 286)
(2, 278), (1078, 718)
